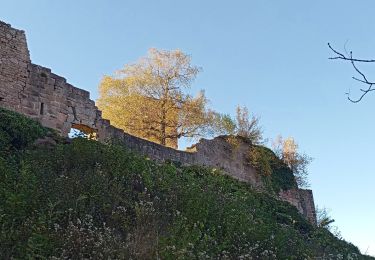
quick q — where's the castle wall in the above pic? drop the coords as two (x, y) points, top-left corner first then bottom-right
(23, 64), (101, 135)
(0, 21), (101, 136)
(188, 137), (262, 185)
(0, 20), (316, 224)
(0, 21), (30, 112)
(98, 124), (262, 186)
(279, 189), (317, 225)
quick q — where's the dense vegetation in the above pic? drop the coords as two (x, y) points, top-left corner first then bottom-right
(0, 108), (372, 259)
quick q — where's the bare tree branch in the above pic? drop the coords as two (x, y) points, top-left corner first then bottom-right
(328, 43), (375, 62)
(328, 43), (375, 103)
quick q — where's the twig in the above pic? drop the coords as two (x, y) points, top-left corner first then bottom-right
(328, 43), (375, 102)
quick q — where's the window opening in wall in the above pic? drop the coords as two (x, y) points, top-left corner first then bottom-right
(69, 123), (97, 140)
(40, 103), (44, 115)
(40, 72), (48, 85)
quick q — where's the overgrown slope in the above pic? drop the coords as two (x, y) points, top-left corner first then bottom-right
(0, 108), (372, 259)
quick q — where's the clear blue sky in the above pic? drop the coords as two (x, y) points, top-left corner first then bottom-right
(1, 0), (374, 255)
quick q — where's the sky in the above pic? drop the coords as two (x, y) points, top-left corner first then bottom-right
(1, 0), (374, 255)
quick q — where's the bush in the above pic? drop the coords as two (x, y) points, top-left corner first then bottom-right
(0, 108), (47, 153)
(247, 145), (297, 192)
(0, 109), (370, 259)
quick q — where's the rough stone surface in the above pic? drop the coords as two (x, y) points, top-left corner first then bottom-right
(0, 20), (316, 224)
(279, 189), (317, 225)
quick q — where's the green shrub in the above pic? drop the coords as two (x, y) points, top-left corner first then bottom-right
(0, 108), (47, 155)
(0, 109), (370, 259)
(248, 145), (297, 192)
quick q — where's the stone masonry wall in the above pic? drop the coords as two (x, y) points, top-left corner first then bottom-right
(0, 21), (30, 112)
(0, 20), (316, 224)
(279, 189), (317, 225)
(0, 21), (100, 136)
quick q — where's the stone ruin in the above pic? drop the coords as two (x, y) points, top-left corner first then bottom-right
(0, 20), (316, 224)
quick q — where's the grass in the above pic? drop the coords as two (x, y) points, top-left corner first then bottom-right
(0, 108), (372, 259)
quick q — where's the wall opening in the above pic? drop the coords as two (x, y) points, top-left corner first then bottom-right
(69, 123), (97, 140)
(40, 103), (44, 115)
(40, 72), (48, 84)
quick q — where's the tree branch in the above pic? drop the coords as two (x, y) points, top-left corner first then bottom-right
(328, 43), (375, 102)
(328, 43), (375, 62)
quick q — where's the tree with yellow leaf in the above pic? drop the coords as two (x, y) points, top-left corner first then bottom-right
(97, 48), (213, 148)
(272, 136), (312, 188)
(209, 105), (263, 145)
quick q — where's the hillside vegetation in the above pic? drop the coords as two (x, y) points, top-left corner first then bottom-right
(0, 108), (372, 259)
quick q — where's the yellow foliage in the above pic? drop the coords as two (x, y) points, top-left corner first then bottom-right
(97, 49), (212, 148)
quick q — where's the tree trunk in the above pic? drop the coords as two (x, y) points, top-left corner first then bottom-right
(160, 111), (166, 145)
(160, 84), (168, 146)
